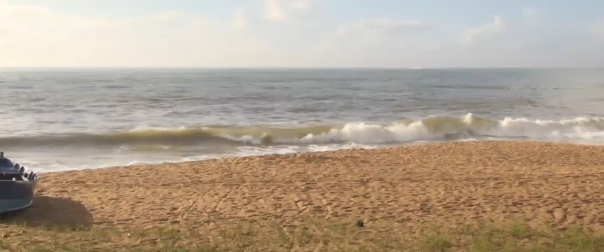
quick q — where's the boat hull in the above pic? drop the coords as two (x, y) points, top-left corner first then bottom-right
(0, 180), (38, 214)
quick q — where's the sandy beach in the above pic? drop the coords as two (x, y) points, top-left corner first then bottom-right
(2, 140), (604, 250)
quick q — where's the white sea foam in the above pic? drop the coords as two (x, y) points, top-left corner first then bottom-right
(11, 114), (604, 172)
(288, 114), (604, 144)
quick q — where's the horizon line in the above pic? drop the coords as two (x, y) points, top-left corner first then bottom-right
(1, 66), (603, 70)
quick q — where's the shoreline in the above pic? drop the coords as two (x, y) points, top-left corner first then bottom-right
(34, 138), (604, 174)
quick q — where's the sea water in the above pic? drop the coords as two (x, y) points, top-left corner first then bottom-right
(1, 68), (603, 172)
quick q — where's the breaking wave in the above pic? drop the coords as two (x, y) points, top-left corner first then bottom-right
(2, 113), (604, 148)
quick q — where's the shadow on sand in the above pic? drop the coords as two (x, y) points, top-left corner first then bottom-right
(1, 195), (93, 230)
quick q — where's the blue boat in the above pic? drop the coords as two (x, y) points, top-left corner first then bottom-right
(0, 152), (40, 214)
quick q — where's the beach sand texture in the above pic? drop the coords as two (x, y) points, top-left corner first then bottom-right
(2, 140), (604, 250)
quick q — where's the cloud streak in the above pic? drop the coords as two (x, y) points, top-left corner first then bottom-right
(324, 18), (432, 53)
(464, 15), (505, 43)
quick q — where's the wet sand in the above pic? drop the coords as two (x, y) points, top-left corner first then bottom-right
(4, 140), (604, 233)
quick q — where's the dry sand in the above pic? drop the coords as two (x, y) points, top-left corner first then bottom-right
(3, 140), (604, 235)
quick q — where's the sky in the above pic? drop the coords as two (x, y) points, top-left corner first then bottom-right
(0, 0), (603, 68)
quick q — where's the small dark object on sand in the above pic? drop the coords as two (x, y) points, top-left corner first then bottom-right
(0, 152), (40, 214)
(356, 220), (364, 228)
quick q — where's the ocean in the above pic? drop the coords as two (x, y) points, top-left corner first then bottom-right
(1, 68), (603, 172)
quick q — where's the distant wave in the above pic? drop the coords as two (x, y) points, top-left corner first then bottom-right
(0, 125), (335, 147)
(2, 113), (604, 148)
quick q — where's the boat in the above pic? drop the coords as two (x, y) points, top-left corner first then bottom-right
(0, 152), (40, 214)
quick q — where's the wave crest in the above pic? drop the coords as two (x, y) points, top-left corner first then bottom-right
(2, 113), (604, 148)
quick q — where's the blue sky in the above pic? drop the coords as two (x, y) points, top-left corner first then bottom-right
(1, 0), (603, 67)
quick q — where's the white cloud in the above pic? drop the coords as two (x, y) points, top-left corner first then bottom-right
(313, 12), (604, 68)
(333, 19), (428, 38)
(261, 0), (314, 21)
(592, 18), (604, 39)
(463, 15), (505, 43)
(264, 0), (286, 20)
(0, 3), (268, 67)
(521, 7), (542, 28)
(308, 18), (436, 67)
(234, 8), (247, 30)
(291, 0), (313, 10)
(445, 14), (604, 68)
(0, 2), (603, 68)
(328, 19), (431, 48)
(523, 8), (539, 20)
